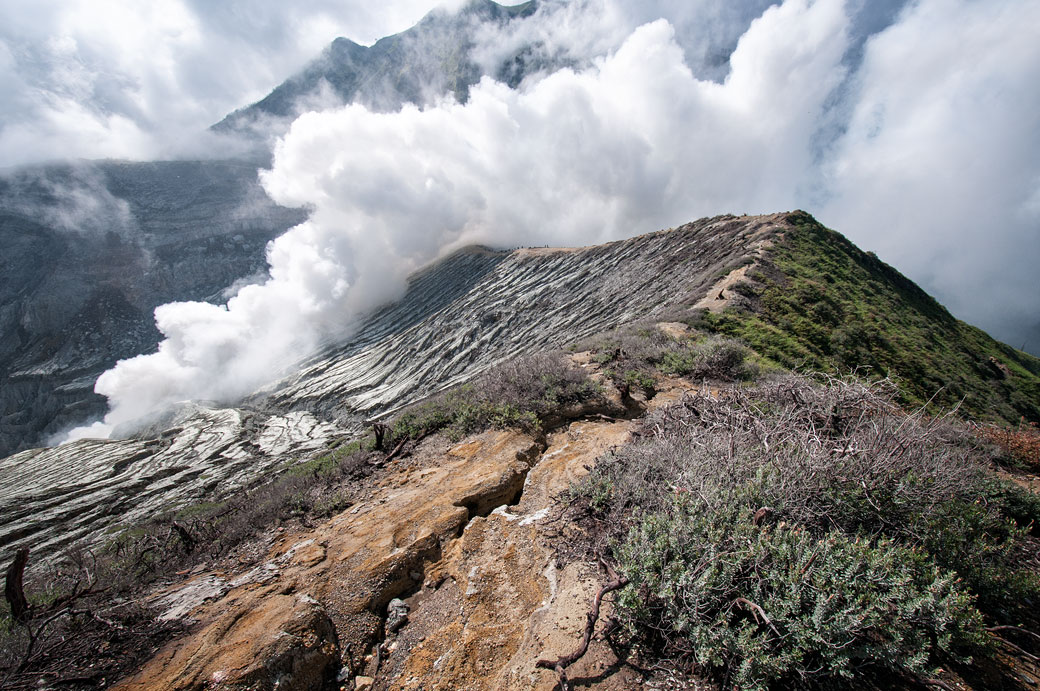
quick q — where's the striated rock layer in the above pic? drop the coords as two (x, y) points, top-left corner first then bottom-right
(0, 212), (785, 561)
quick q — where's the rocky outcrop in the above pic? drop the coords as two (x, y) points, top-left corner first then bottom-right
(115, 592), (340, 690)
(379, 419), (638, 690)
(113, 369), (693, 690)
(113, 429), (546, 688)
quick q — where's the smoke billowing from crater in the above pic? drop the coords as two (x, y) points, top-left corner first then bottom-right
(62, 0), (1040, 438)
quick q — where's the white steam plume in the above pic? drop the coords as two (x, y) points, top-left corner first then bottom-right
(72, 0), (1040, 438)
(1, 163), (136, 238)
(79, 0), (849, 437)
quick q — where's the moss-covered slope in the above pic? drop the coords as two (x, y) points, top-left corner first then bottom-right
(703, 212), (1040, 424)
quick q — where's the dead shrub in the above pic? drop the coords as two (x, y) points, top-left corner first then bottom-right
(976, 419), (1040, 470)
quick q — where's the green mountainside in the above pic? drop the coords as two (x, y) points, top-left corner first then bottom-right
(703, 212), (1040, 424)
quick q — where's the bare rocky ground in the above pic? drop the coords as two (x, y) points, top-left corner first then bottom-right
(108, 357), (699, 691)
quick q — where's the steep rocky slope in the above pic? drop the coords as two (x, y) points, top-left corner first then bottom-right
(0, 213), (777, 561)
(0, 160), (307, 457)
(5, 209), (1038, 570)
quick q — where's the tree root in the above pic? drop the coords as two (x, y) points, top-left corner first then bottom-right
(5, 548), (30, 624)
(536, 561), (629, 691)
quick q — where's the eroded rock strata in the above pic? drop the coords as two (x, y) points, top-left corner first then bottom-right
(115, 373), (690, 690)
(0, 213), (782, 561)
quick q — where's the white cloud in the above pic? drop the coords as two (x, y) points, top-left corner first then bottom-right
(0, 0), (462, 166)
(85, 0), (851, 434)
(11, 0), (1034, 439)
(818, 0), (1040, 345)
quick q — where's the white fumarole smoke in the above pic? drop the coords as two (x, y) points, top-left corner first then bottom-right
(66, 0), (1040, 440)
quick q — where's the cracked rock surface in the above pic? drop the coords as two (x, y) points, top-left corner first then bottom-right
(115, 376), (694, 690)
(113, 429), (545, 689)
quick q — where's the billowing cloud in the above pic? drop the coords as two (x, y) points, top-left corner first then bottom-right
(85, 0), (851, 435)
(0, 0), (460, 165)
(28, 0), (1036, 440)
(818, 0), (1040, 351)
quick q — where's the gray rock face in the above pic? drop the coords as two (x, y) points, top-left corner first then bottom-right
(214, 0), (540, 138)
(0, 212), (785, 562)
(0, 160), (307, 457)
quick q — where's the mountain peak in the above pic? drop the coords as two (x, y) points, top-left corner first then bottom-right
(213, 0), (538, 137)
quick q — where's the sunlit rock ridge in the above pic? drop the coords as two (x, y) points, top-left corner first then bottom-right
(0, 212), (778, 559)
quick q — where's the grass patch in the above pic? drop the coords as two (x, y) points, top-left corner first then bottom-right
(701, 212), (1040, 425)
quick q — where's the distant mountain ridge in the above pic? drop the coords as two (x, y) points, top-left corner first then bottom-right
(214, 0), (539, 139)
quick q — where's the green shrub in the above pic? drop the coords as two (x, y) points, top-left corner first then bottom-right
(615, 499), (987, 690)
(289, 438), (367, 477)
(566, 374), (1040, 687)
(388, 351), (599, 443)
(657, 335), (756, 381)
(573, 323), (756, 391)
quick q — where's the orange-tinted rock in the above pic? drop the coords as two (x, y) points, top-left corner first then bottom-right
(114, 592), (338, 690)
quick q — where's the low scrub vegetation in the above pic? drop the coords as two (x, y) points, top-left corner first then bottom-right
(567, 374), (1040, 689)
(385, 351), (601, 444)
(573, 323), (758, 395)
(976, 419), (1040, 471)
